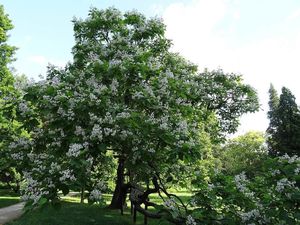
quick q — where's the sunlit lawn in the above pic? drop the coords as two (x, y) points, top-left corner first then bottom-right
(7, 191), (191, 225)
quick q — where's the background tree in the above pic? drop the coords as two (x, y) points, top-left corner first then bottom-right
(267, 85), (300, 156)
(276, 87), (300, 155)
(215, 131), (267, 176)
(0, 5), (23, 191)
(267, 83), (280, 156)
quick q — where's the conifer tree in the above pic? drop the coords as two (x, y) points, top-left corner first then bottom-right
(267, 85), (300, 156)
(266, 84), (279, 156)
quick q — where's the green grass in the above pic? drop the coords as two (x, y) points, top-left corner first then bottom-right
(0, 189), (20, 208)
(7, 201), (171, 225)
(7, 192), (192, 225)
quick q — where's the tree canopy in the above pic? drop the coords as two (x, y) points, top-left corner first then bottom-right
(216, 131), (267, 175)
(0, 5), (23, 190)
(7, 7), (259, 223)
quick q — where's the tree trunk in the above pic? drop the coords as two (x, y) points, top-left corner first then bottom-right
(80, 186), (85, 204)
(109, 158), (127, 210)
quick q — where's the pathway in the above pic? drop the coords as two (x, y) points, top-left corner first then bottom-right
(0, 202), (24, 224)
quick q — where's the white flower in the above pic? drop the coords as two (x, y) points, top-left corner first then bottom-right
(132, 91), (143, 99)
(109, 59), (121, 67)
(88, 52), (99, 61)
(104, 112), (114, 124)
(295, 166), (300, 175)
(189, 198), (197, 207)
(116, 112), (131, 119)
(270, 169), (280, 176)
(164, 198), (177, 211)
(104, 128), (115, 136)
(166, 70), (174, 78)
(207, 183), (215, 191)
(18, 102), (30, 116)
(148, 148), (155, 153)
(11, 152), (24, 160)
(177, 120), (188, 135)
(143, 83), (154, 96)
(89, 93), (97, 101)
(91, 124), (103, 140)
(186, 215), (197, 225)
(66, 143), (83, 157)
(239, 209), (260, 223)
(110, 78), (119, 94)
(59, 169), (76, 182)
(119, 130), (133, 140)
(275, 178), (296, 192)
(279, 154), (300, 164)
(49, 162), (61, 174)
(234, 172), (255, 198)
(89, 189), (102, 201)
(75, 126), (85, 136)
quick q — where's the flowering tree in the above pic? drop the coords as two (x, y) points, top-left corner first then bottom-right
(11, 7), (259, 223)
(186, 154), (300, 224)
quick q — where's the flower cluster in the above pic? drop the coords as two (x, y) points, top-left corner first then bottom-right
(234, 172), (254, 198)
(275, 178), (296, 193)
(66, 143), (83, 157)
(186, 215), (197, 225)
(59, 169), (76, 182)
(89, 189), (102, 202)
(163, 198), (177, 211)
(239, 209), (260, 223)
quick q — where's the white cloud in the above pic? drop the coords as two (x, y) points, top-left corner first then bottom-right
(163, 0), (300, 134)
(286, 8), (300, 21)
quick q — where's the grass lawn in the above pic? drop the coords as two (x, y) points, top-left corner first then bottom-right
(7, 201), (171, 225)
(7, 192), (191, 225)
(0, 189), (20, 208)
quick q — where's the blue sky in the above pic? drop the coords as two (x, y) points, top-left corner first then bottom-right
(2, 0), (300, 134)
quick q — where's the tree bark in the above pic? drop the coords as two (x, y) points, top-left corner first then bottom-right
(80, 186), (85, 204)
(109, 158), (127, 209)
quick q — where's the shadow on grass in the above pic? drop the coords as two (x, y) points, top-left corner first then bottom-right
(7, 201), (171, 225)
(0, 197), (20, 209)
(0, 189), (20, 208)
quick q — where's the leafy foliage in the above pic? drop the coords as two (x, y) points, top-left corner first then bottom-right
(215, 131), (267, 175)
(187, 155), (300, 224)
(0, 5), (23, 191)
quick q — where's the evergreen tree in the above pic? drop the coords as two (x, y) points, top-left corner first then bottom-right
(276, 87), (300, 155)
(266, 84), (279, 155)
(267, 85), (300, 156)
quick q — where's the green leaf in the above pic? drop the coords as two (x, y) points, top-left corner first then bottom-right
(38, 197), (48, 205)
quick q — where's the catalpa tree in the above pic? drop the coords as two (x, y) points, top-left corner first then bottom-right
(11, 7), (258, 223)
